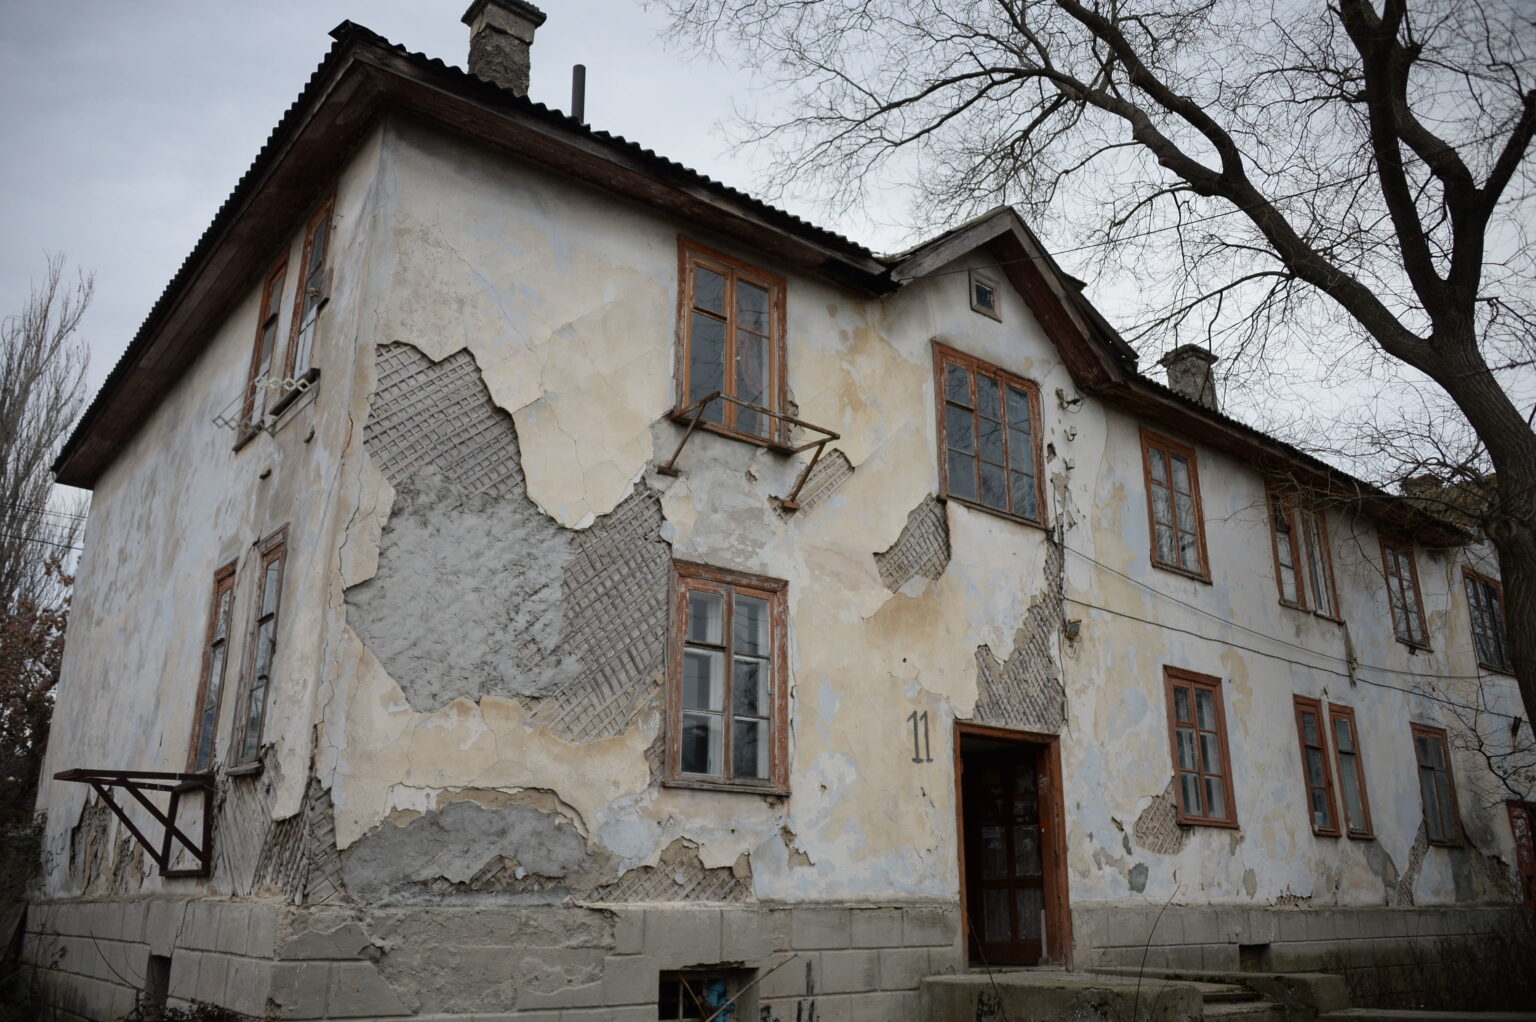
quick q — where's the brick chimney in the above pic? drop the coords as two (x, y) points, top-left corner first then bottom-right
(462, 0), (546, 96)
(1157, 344), (1220, 411)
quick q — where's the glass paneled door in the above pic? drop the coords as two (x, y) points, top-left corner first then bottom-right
(963, 747), (1045, 965)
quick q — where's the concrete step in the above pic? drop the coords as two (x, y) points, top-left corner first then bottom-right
(1320, 1011), (1536, 1021)
(1204, 1002), (1286, 1019)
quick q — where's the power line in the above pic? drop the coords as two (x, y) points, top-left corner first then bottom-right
(0, 500), (87, 521)
(0, 531), (82, 554)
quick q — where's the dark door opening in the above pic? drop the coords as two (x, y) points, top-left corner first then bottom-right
(957, 726), (1068, 967)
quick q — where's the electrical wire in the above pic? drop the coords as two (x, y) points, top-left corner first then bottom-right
(0, 531), (83, 554)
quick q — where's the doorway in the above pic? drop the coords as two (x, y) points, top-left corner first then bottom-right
(956, 724), (1070, 967)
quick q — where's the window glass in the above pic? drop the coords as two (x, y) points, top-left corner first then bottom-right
(1166, 669), (1234, 825)
(1412, 725), (1458, 843)
(233, 533), (286, 766)
(936, 347), (1044, 523)
(189, 568), (237, 772)
(1384, 542), (1428, 646)
(1464, 572), (1512, 673)
(1143, 433), (1207, 576)
(680, 242), (783, 440)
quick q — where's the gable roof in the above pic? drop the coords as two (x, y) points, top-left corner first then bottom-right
(52, 22), (1466, 546)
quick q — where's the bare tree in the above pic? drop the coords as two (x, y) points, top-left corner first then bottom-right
(0, 254), (90, 841)
(662, 0), (1536, 723)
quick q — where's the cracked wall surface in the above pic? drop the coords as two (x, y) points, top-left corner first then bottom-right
(973, 535), (1066, 732)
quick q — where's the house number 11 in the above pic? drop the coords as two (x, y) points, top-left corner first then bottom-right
(906, 710), (934, 763)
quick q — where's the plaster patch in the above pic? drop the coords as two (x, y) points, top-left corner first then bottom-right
(874, 494), (951, 591)
(972, 533), (1067, 732)
(1133, 780), (1191, 856)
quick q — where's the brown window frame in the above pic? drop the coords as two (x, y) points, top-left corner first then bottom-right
(1141, 430), (1211, 581)
(283, 192), (336, 383)
(1381, 539), (1429, 649)
(187, 562), (238, 772)
(1163, 667), (1238, 828)
(1292, 695), (1341, 837)
(667, 562), (789, 794)
(933, 343), (1047, 527)
(238, 258), (289, 436)
(968, 269), (1002, 320)
(673, 238), (788, 448)
(1410, 722), (1461, 846)
(230, 528), (288, 771)
(1463, 568), (1512, 675)
(1265, 486), (1341, 620)
(1328, 703), (1374, 839)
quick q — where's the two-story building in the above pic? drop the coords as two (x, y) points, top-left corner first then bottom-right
(26, 3), (1533, 1019)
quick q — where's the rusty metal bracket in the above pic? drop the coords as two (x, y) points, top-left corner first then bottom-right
(657, 392), (840, 511)
(54, 768), (216, 878)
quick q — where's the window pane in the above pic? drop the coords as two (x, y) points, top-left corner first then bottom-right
(733, 595), (770, 656)
(688, 313), (726, 420)
(1339, 754), (1367, 832)
(978, 415), (1004, 465)
(1304, 515), (1335, 616)
(1007, 427), (1034, 477)
(1151, 484), (1174, 529)
(694, 266), (725, 315)
(736, 279), (770, 334)
(1013, 824), (1042, 876)
(687, 592), (723, 644)
(1433, 772), (1454, 838)
(1173, 687), (1191, 723)
(1204, 775), (1227, 819)
(1334, 718), (1354, 754)
(1420, 767), (1444, 838)
(681, 711), (723, 775)
(947, 452), (978, 501)
(733, 718), (768, 779)
(1006, 386), (1032, 430)
(1016, 887), (1044, 939)
(1010, 471), (1038, 521)
(1305, 747), (1326, 788)
(1195, 688), (1216, 729)
(733, 657), (768, 716)
(945, 364), (972, 406)
(1180, 771), (1202, 815)
(1170, 454), (1192, 495)
(1279, 560), (1299, 604)
(981, 826), (1007, 880)
(1178, 530), (1202, 572)
(946, 405), (976, 454)
(261, 558), (283, 616)
(980, 462), (1007, 510)
(306, 218), (329, 276)
(983, 888), (1010, 942)
(976, 374), (1001, 422)
(214, 589), (233, 642)
(1176, 727), (1198, 769)
(1154, 524), (1177, 566)
(1148, 447), (1168, 484)
(734, 329), (769, 437)
(1301, 711), (1319, 746)
(1175, 492), (1197, 534)
(1310, 788), (1333, 830)
(682, 649), (723, 710)
(1200, 732), (1222, 774)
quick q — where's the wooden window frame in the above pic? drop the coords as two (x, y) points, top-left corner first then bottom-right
(968, 269), (1002, 320)
(229, 527), (288, 771)
(237, 258), (289, 440)
(1328, 703), (1375, 839)
(1462, 568), (1513, 675)
(666, 561), (789, 794)
(933, 342), (1048, 528)
(1141, 430), (1211, 581)
(1382, 538), (1430, 649)
(282, 192), (336, 384)
(1410, 722), (1462, 846)
(186, 562), (238, 772)
(1292, 695), (1341, 837)
(673, 238), (789, 448)
(1265, 486), (1341, 620)
(1163, 667), (1238, 828)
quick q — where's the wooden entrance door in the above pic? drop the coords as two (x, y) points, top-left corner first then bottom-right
(962, 747), (1045, 965)
(1510, 801), (1536, 909)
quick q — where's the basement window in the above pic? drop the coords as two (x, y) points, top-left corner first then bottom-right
(969, 269), (1001, 320)
(659, 968), (743, 1021)
(668, 562), (788, 793)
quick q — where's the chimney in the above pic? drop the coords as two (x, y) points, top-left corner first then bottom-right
(462, 0), (547, 96)
(1157, 344), (1220, 411)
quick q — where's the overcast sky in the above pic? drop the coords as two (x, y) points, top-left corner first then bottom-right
(0, 0), (885, 402)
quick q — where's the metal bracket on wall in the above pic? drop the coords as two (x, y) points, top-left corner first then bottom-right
(657, 392), (841, 511)
(54, 768), (216, 878)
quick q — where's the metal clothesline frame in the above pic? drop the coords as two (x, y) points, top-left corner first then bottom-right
(54, 768), (216, 879)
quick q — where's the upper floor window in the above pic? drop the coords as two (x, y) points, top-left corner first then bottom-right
(231, 528), (287, 769)
(188, 562), (238, 772)
(286, 193), (335, 380)
(1381, 539), (1428, 648)
(1292, 695), (1340, 836)
(1329, 704), (1373, 838)
(669, 562), (788, 792)
(1463, 569), (1512, 674)
(676, 239), (785, 444)
(241, 259), (288, 430)
(1141, 430), (1208, 579)
(968, 269), (1001, 320)
(1267, 487), (1339, 618)
(935, 344), (1045, 524)
(1164, 667), (1236, 827)
(1411, 723), (1460, 845)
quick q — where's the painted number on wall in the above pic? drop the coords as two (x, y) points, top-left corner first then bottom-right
(907, 710), (934, 763)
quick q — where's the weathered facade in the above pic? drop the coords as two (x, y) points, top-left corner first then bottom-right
(26, 6), (1533, 1020)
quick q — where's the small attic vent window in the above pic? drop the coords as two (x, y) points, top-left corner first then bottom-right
(969, 270), (1001, 320)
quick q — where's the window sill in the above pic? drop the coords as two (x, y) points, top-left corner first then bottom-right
(1476, 661), (1515, 677)
(1346, 831), (1375, 842)
(938, 493), (1047, 532)
(666, 409), (795, 454)
(225, 761), (263, 778)
(1395, 637), (1433, 653)
(1176, 815), (1240, 830)
(269, 366), (321, 417)
(1426, 836), (1463, 849)
(663, 777), (789, 798)
(1151, 560), (1213, 585)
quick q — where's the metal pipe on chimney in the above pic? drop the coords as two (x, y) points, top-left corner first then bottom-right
(571, 64), (587, 124)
